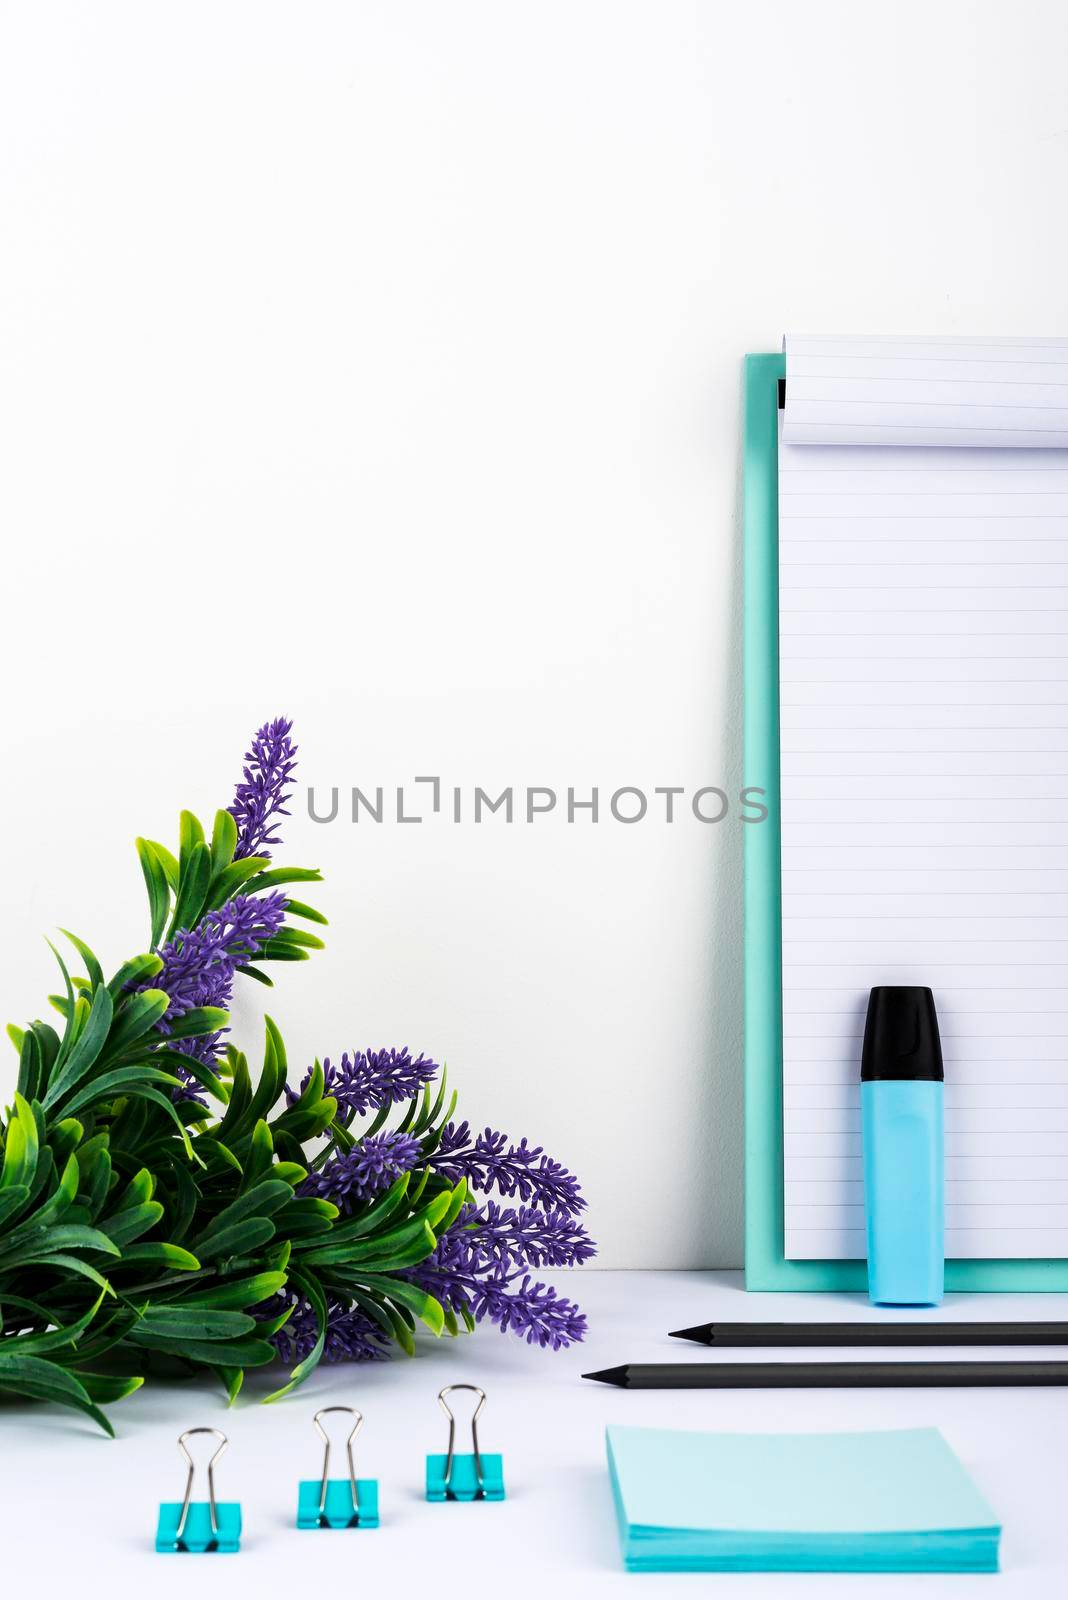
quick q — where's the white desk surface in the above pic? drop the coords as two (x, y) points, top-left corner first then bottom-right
(6, 1269), (1066, 1595)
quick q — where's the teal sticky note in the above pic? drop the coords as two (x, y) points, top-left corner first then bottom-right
(607, 1426), (999, 1573)
(296, 1477), (379, 1528)
(156, 1501), (242, 1553)
(426, 1452), (505, 1501)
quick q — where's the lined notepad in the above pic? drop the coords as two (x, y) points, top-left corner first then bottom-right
(779, 335), (1068, 1261)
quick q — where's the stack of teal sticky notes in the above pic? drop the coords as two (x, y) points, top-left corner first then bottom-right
(606, 1425), (1000, 1573)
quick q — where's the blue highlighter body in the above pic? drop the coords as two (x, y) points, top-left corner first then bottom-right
(861, 987), (945, 1307)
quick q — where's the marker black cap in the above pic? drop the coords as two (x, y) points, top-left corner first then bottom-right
(861, 985), (944, 1083)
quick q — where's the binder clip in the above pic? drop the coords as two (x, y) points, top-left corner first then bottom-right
(426, 1384), (505, 1502)
(297, 1406), (379, 1529)
(156, 1427), (241, 1553)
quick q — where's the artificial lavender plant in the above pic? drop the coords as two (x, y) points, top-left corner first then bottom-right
(0, 718), (591, 1433)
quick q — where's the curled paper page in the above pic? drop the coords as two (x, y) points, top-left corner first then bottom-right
(776, 346), (1068, 1261)
(783, 334), (1068, 448)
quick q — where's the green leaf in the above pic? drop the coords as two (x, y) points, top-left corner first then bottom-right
(15, 1030), (41, 1102)
(136, 838), (171, 949)
(168, 840), (212, 938)
(149, 1048), (227, 1103)
(124, 1085), (203, 1165)
(216, 1366), (244, 1404)
(238, 1120), (274, 1192)
(239, 866), (323, 893)
(210, 808), (238, 875)
(272, 1161), (307, 1187)
(9, 1288), (108, 1354)
(0, 1096), (38, 1192)
(181, 1270), (287, 1310)
(0, 1222), (120, 1268)
(235, 964), (273, 987)
(75, 1133), (112, 1217)
(42, 984), (114, 1109)
(31, 1021), (61, 1078)
(143, 839), (180, 890)
(46, 1116), (84, 1170)
(256, 943), (309, 963)
(267, 926), (325, 951)
(316, 1172), (410, 1241)
(282, 898), (328, 926)
(164, 1006), (229, 1041)
(61, 1066), (182, 1121)
(179, 808), (205, 869)
(115, 1242), (200, 1272)
(193, 1216), (278, 1263)
(351, 1288), (415, 1356)
(204, 854), (270, 910)
(110, 1167), (155, 1211)
(15, 1252), (114, 1294)
(206, 1139), (244, 1176)
(46, 940), (78, 1070)
(129, 1331), (277, 1367)
(72, 1371), (144, 1405)
(15, 1152), (79, 1231)
(60, 929), (104, 993)
(106, 952), (163, 1000)
(265, 1270), (327, 1402)
(0, 1354), (114, 1434)
(196, 1179), (293, 1244)
(103, 989), (169, 1057)
(0, 1185), (30, 1231)
(274, 1196), (337, 1240)
(320, 1222), (438, 1272)
(99, 1200), (164, 1247)
(137, 1307), (256, 1340)
(353, 1273), (445, 1335)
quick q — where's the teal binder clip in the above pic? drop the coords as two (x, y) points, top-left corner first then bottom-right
(297, 1405), (379, 1529)
(156, 1427), (241, 1553)
(426, 1384), (505, 1502)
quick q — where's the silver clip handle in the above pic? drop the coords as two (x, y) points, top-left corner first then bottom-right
(176, 1427), (228, 1541)
(314, 1405), (364, 1519)
(438, 1383), (486, 1492)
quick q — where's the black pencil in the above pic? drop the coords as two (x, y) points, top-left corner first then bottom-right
(582, 1360), (1068, 1389)
(670, 1320), (1068, 1349)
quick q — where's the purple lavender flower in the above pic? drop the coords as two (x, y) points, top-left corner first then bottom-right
(286, 1047), (439, 1116)
(469, 1275), (588, 1349)
(432, 1123), (585, 1215)
(155, 892), (287, 1027)
(410, 1214), (588, 1350)
(304, 1132), (423, 1211)
(152, 890), (287, 1095)
(155, 892), (288, 1025)
(268, 1293), (391, 1365)
(457, 1200), (596, 1271)
(405, 1197), (592, 1350)
(229, 717), (298, 860)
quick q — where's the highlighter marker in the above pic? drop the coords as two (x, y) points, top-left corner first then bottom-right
(861, 986), (944, 1306)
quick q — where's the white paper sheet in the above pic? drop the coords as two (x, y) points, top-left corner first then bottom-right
(778, 338), (1068, 1259)
(783, 334), (1068, 449)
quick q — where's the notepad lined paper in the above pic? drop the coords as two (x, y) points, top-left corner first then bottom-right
(779, 335), (1068, 1261)
(783, 334), (1068, 449)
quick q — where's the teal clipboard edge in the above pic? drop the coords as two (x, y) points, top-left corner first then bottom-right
(742, 351), (1068, 1293)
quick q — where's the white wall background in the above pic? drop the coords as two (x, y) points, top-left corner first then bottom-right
(1, 0), (1066, 1268)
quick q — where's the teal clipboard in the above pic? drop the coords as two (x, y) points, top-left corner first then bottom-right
(742, 351), (1068, 1292)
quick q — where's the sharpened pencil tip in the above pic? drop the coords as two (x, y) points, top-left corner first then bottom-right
(669, 1325), (709, 1343)
(581, 1366), (628, 1386)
